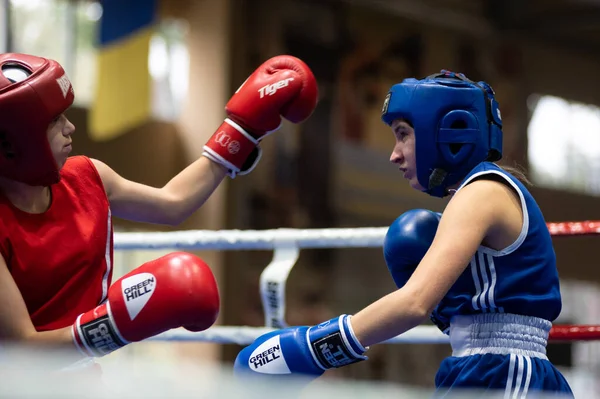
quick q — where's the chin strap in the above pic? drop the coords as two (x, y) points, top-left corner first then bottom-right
(427, 168), (450, 197)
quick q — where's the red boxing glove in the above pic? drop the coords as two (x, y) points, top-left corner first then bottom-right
(203, 55), (318, 177)
(71, 252), (219, 357)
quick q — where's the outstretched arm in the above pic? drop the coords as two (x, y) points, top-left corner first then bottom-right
(91, 157), (227, 226)
(92, 55), (317, 226)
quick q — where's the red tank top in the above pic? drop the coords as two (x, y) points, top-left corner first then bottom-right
(0, 156), (113, 331)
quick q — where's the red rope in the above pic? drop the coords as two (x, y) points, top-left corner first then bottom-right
(490, 222), (600, 342)
(549, 325), (600, 341)
(544, 224), (600, 341)
(547, 221), (600, 236)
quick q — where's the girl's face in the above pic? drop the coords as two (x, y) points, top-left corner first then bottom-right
(389, 119), (424, 192)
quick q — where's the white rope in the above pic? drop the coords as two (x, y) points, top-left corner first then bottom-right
(113, 227), (450, 345)
(114, 228), (389, 329)
(147, 325), (449, 345)
(114, 228), (388, 250)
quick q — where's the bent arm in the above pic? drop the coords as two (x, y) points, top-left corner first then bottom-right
(0, 253), (78, 349)
(351, 180), (513, 347)
(91, 157), (227, 225)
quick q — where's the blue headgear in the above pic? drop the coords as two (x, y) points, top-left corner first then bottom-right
(381, 70), (503, 197)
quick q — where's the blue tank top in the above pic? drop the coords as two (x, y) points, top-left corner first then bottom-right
(430, 162), (562, 333)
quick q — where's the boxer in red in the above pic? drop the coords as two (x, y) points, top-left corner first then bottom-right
(0, 53), (318, 371)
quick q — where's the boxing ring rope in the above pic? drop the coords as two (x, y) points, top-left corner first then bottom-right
(146, 324), (600, 345)
(113, 221), (600, 345)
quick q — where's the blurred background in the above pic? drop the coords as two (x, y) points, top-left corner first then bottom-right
(3, 0), (600, 395)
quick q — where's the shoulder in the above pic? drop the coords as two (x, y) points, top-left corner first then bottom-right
(88, 158), (119, 186)
(449, 178), (516, 208)
(88, 158), (121, 199)
(458, 162), (521, 204)
(60, 156), (105, 191)
(62, 155), (97, 176)
(446, 177), (519, 227)
(89, 158), (111, 175)
(461, 162), (508, 184)
(455, 177), (515, 202)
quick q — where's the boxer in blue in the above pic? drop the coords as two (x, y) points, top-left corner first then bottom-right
(234, 70), (573, 398)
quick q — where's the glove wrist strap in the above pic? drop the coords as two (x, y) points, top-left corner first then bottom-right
(306, 314), (368, 370)
(72, 302), (128, 357)
(202, 119), (259, 178)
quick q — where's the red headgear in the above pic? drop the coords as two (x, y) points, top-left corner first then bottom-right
(0, 53), (75, 186)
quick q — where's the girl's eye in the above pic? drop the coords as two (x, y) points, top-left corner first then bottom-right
(396, 131), (407, 140)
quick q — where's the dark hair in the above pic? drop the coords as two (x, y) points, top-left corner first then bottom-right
(495, 163), (532, 186)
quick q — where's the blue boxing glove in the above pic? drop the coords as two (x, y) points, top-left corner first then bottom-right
(383, 209), (440, 289)
(234, 315), (367, 380)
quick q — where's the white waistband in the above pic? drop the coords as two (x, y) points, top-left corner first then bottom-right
(449, 313), (551, 360)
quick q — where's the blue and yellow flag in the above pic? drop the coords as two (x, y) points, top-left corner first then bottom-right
(89, 0), (157, 141)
